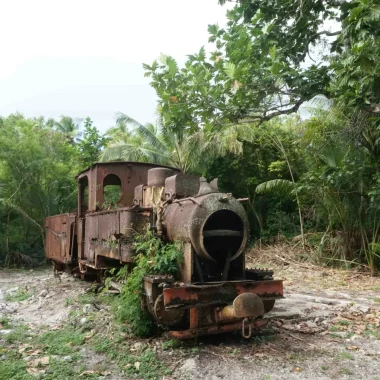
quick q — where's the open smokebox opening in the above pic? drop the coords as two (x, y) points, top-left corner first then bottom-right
(202, 210), (244, 261)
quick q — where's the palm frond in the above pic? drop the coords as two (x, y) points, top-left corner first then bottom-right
(100, 141), (171, 165)
(136, 124), (168, 154)
(255, 179), (295, 198)
(0, 199), (43, 232)
(115, 112), (143, 129)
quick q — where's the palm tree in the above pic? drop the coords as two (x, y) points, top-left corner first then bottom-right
(100, 113), (173, 167)
(100, 113), (255, 174)
(53, 116), (82, 143)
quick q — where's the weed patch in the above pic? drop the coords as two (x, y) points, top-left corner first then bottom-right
(107, 231), (183, 337)
(37, 327), (86, 356)
(4, 324), (30, 344)
(4, 289), (31, 302)
(90, 335), (169, 379)
(43, 357), (91, 380)
(335, 351), (354, 361)
(0, 316), (11, 328)
(0, 349), (31, 380)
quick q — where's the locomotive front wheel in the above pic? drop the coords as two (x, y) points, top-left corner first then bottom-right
(153, 294), (185, 327)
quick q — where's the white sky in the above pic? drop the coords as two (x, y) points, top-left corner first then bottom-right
(0, 0), (231, 132)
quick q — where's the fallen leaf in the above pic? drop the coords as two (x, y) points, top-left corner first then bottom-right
(83, 330), (94, 341)
(18, 344), (32, 354)
(346, 346), (359, 351)
(26, 367), (45, 375)
(28, 356), (49, 367)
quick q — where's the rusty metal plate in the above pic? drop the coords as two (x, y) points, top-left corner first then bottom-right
(165, 174), (200, 199)
(163, 280), (284, 309)
(76, 162), (180, 212)
(169, 318), (268, 339)
(45, 213), (76, 263)
(83, 207), (152, 266)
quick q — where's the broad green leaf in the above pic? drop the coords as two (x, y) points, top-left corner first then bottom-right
(271, 62), (282, 75)
(269, 45), (277, 60)
(224, 62), (236, 79)
(255, 179), (295, 198)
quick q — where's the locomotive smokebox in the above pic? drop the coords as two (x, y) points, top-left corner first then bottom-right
(163, 178), (249, 262)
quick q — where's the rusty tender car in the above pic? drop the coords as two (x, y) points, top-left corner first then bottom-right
(45, 161), (283, 339)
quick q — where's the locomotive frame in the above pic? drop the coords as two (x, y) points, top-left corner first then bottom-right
(45, 161), (283, 339)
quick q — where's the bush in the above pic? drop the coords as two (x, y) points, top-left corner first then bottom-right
(108, 231), (183, 337)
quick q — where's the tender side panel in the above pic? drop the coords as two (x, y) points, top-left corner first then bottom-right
(45, 213), (76, 263)
(85, 211), (119, 265)
(83, 208), (151, 267)
(119, 209), (151, 262)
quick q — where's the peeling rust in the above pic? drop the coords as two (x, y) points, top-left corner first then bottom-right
(45, 161), (284, 339)
(163, 280), (284, 309)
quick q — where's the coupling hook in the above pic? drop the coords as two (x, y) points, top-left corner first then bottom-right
(242, 317), (252, 339)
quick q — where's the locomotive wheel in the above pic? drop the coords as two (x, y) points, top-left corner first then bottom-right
(263, 300), (275, 313)
(153, 294), (185, 327)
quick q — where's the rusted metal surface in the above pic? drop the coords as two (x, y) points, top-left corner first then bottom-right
(45, 161), (284, 339)
(84, 207), (152, 266)
(147, 167), (174, 187)
(143, 275), (185, 326)
(163, 280), (283, 309)
(45, 213), (76, 264)
(233, 293), (265, 318)
(164, 192), (249, 265)
(76, 162), (180, 212)
(169, 318), (268, 339)
(165, 173), (200, 199)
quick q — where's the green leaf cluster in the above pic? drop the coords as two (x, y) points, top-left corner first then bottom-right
(110, 231), (183, 337)
(0, 113), (106, 265)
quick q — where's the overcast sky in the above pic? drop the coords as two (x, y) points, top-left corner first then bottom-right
(0, 0), (231, 132)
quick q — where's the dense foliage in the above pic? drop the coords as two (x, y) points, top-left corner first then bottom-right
(1, 0), (379, 273)
(0, 114), (106, 265)
(108, 232), (183, 336)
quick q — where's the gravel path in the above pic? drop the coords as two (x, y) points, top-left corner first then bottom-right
(0, 265), (379, 379)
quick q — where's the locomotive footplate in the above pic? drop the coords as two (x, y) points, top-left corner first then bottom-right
(163, 280), (283, 310)
(169, 318), (269, 339)
(164, 280), (283, 339)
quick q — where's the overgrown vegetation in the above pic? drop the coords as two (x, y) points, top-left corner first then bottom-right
(1, 0), (380, 274)
(0, 114), (106, 266)
(4, 288), (31, 302)
(91, 335), (169, 379)
(106, 231), (183, 336)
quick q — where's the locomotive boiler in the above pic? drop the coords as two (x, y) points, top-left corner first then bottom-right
(45, 161), (283, 339)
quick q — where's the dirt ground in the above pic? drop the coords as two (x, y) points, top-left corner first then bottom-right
(1, 255), (380, 379)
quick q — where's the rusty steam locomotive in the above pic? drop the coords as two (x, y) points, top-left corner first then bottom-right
(45, 162), (283, 339)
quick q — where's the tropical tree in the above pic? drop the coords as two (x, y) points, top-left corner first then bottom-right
(53, 115), (82, 143)
(77, 117), (108, 170)
(0, 114), (79, 264)
(100, 112), (255, 174)
(0, 114), (106, 266)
